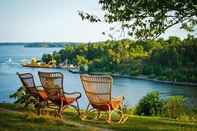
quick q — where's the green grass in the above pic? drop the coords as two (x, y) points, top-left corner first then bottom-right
(0, 103), (197, 131)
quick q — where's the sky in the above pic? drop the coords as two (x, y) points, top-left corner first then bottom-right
(0, 0), (193, 43)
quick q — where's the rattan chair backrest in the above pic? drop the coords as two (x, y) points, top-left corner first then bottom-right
(38, 72), (64, 100)
(80, 74), (112, 105)
(17, 72), (37, 96)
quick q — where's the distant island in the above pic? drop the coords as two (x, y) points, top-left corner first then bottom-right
(0, 42), (81, 48)
(24, 42), (81, 48)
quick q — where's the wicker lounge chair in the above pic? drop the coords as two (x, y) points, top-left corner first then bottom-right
(38, 71), (81, 118)
(16, 72), (48, 115)
(80, 74), (128, 124)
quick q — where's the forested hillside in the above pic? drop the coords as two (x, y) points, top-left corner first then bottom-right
(42, 35), (197, 83)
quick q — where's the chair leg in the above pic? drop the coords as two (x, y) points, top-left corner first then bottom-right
(117, 104), (128, 124)
(57, 100), (64, 118)
(95, 110), (101, 120)
(76, 99), (80, 116)
(57, 106), (61, 118)
(37, 106), (41, 116)
(55, 109), (59, 117)
(69, 100), (81, 116)
(106, 105), (112, 124)
(36, 99), (42, 116)
(117, 107), (124, 123)
(86, 103), (90, 112)
(81, 103), (90, 120)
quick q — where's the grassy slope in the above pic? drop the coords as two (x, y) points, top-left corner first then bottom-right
(0, 103), (197, 131)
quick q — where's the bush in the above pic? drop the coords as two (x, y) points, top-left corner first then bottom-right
(135, 91), (163, 116)
(10, 86), (38, 110)
(163, 96), (186, 119)
(134, 91), (197, 121)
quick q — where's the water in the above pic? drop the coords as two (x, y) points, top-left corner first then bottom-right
(0, 45), (197, 108)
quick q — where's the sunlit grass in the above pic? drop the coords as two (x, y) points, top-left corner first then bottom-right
(0, 103), (197, 131)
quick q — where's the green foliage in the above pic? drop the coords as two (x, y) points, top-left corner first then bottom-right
(76, 55), (89, 66)
(129, 59), (144, 75)
(163, 96), (186, 119)
(41, 36), (197, 83)
(52, 51), (61, 65)
(41, 54), (52, 64)
(10, 86), (37, 109)
(134, 92), (197, 122)
(76, 55), (89, 72)
(64, 45), (77, 64)
(148, 36), (197, 82)
(135, 91), (164, 116)
(79, 0), (197, 39)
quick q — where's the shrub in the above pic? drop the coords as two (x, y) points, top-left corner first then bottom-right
(134, 91), (197, 121)
(135, 91), (163, 116)
(143, 64), (154, 75)
(163, 96), (186, 119)
(10, 86), (38, 110)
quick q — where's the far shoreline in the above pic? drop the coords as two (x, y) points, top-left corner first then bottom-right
(87, 72), (197, 87)
(112, 74), (197, 87)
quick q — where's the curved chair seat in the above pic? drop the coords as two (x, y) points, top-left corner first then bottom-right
(52, 95), (77, 106)
(92, 96), (124, 111)
(38, 90), (48, 101)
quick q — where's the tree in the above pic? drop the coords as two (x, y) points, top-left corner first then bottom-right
(76, 55), (89, 72)
(64, 45), (76, 64)
(52, 51), (61, 65)
(59, 49), (67, 62)
(79, 0), (197, 39)
(42, 54), (52, 64)
(76, 55), (89, 66)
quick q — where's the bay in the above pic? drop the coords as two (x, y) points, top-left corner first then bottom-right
(0, 45), (196, 108)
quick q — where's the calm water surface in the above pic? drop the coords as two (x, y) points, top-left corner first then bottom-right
(0, 45), (197, 108)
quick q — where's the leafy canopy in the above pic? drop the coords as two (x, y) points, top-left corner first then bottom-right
(79, 0), (197, 39)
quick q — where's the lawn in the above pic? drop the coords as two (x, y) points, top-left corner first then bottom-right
(0, 103), (196, 131)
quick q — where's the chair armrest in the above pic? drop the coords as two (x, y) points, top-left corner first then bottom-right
(112, 96), (124, 101)
(64, 91), (81, 99)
